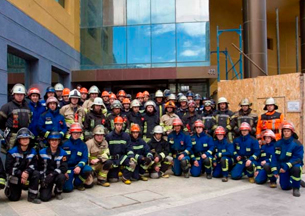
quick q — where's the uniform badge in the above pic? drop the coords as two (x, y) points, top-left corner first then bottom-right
(180, 141), (184, 145)
(102, 119), (106, 124)
(141, 117), (144, 121)
(62, 156), (67, 161)
(59, 120), (63, 125)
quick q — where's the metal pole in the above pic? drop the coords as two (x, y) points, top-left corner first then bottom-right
(276, 8), (280, 75)
(296, 16), (299, 72)
(217, 26), (220, 81)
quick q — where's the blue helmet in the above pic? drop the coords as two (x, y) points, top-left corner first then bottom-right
(194, 94), (202, 101)
(163, 89), (171, 97)
(186, 91), (194, 97)
(202, 96), (209, 101)
(46, 86), (56, 94)
(16, 128), (34, 139)
(48, 131), (62, 140)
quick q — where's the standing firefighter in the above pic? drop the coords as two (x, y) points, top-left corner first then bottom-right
(154, 90), (165, 119)
(106, 100), (129, 133)
(142, 100), (159, 143)
(182, 100), (201, 136)
(256, 97), (284, 141)
(0, 84), (31, 154)
(86, 125), (112, 187)
(201, 100), (215, 136)
(160, 101), (180, 136)
(82, 85), (100, 113)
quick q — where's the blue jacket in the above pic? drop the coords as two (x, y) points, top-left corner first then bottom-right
(190, 132), (214, 161)
(130, 137), (153, 161)
(168, 130), (192, 157)
(258, 141), (276, 164)
(62, 137), (89, 169)
(213, 138), (234, 160)
(233, 134), (260, 161)
(37, 108), (67, 139)
(271, 137), (304, 175)
(28, 101), (46, 136)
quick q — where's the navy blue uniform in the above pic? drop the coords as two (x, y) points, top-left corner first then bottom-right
(28, 101), (46, 137)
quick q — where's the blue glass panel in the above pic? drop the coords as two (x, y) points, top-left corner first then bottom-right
(102, 0), (126, 26)
(127, 25), (151, 64)
(151, 0), (175, 24)
(127, 0), (150, 25)
(152, 24), (176, 63)
(176, 0), (209, 23)
(152, 63), (176, 68)
(81, 0), (103, 28)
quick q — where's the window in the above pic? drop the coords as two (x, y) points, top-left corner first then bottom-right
(176, 0), (209, 23)
(127, 0), (150, 25)
(80, 0), (103, 28)
(151, 0), (175, 24)
(103, 0), (126, 26)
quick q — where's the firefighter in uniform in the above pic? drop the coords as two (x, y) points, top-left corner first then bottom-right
(256, 97), (284, 142)
(212, 97), (234, 142)
(102, 91), (111, 111)
(231, 122), (260, 183)
(59, 88), (70, 108)
(160, 101), (180, 136)
(177, 95), (188, 119)
(271, 122), (303, 197)
(39, 131), (67, 201)
(194, 94), (203, 115)
(154, 90), (165, 119)
(186, 91), (194, 101)
(167, 94), (177, 104)
(5, 128), (41, 203)
(79, 87), (88, 106)
(143, 91), (150, 103)
(84, 97), (107, 141)
(60, 89), (86, 139)
(136, 92), (145, 113)
(62, 123), (93, 192)
(148, 125), (172, 179)
(82, 85), (100, 113)
(190, 120), (214, 178)
(231, 98), (258, 137)
(168, 118), (192, 178)
(41, 86), (57, 107)
(201, 100), (215, 136)
(117, 90), (126, 103)
(212, 126), (234, 182)
(0, 84), (31, 154)
(254, 129), (277, 188)
(54, 83), (64, 102)
(182, 100), (201, 135)
(86, 125), (112, 187)
(142, 100), (159, 143)
(127, 99), (144, 134)
(130, 124), (154, 181)
(122, 98), (131, 116)
(105, 116), (135, 185)
(106, 100), (129, 133)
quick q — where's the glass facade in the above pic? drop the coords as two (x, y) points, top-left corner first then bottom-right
(80, 0), (210, 70)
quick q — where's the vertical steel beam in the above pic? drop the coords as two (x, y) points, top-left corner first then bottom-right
(300, 0), (305, 73)
(276, 8), (280, 75)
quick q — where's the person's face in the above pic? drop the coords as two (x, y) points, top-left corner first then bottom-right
(30, 94), (39, 103)
(123, 103), (130, 110)
(241, 130), (249, 136)
(56, 91), (63, 97)
(217, 134), (224, 140)
(195, 127), (203, 134)
(14, 93), (24, 102)
(49, 139), (60, 149)
(19, 138), (30, 146)
(264, 136), (272, 144)
(205, 106), (211, 112)
(144, 96), (149, 102)
(115, 123), (123, 132)
(219, 103), (226, 110)
(167, 107), (173, 113)
(138, 97), (144, 103)
(283, 129), (292, 138)
(48, 102), (57, 111)
(94, 134), (104, 143)
(195, 100), (200, 105)
(146, 105), (154, 113)
(109, 98), (115, 104)
(94, 105), (102, 112)
(113, 108), (121, 115)
(47, 92), (55, 98)
(187, 96), (193, 101)
(81, 93), (87, 100)
(174, 125), (181, 132)
(103, 96), (109, 102)
(71, 98), (79, 105)
(90, 93), (98, 99)
(132, 106), (139, 113)
(189, 107), (195, 112)
(156, 97), (162, 103)
(77, 86), (81, 91)
(180, 101), (187, 107)
(71, 132), (81, 140)
(242, 105), (249, 112)
(131, 131), (139, 139)
(267, 105), (275, 112)
(63, 95), (69, 102)
(154, 133), (162, 140)
(118, 96), (124, 102)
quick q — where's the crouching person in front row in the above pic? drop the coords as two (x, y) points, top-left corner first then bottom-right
(86, 125), (112, 187)
(5, 128), (41, 204)
(39, 132), (68, 201)
(148, 125), (172, 179)
(62, 123), (93, 192)
(212, 126), (234, 182)
(271, 122), (304, 197)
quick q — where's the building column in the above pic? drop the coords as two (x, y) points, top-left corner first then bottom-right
(27, 58), (52, 92)
(0, 40), (8, 107)
(242, 0), (268, 77)
(300, 0), (305, 73)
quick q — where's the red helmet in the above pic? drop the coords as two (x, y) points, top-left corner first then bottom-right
(80, 87), (88, 94)
(114, 116), (124, 124)
(172, 118), (183, 126)
(109, 93), (117, 99)
(62, 88), (70, 97)
(70, 123), (83, 133)
(28, 87), (41, 97)
(281, 122), (295, 133)
(215, 126), (226, 135)
(117, 90), (126, 97)
(262, 129), (276, 139)
(165, 101), (176, 109)
(187, 100), (196, 108)
(102, 91), (110, 97)
(136, 92), (144, 98)
(194, 120), (204, 128)
(122, 98), (131, 104)
(130, 124), (141, 132)
(239, 122), (251, 131)
(143, 91), (150, 97)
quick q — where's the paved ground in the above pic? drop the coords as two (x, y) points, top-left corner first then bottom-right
(0, 172), (304, 216)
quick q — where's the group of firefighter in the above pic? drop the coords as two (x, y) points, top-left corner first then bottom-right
(0, 83), (303, 205)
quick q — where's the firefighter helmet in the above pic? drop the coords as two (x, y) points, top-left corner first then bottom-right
(102, 91), (110, 97)
(143, 91), (150, 97)
(12, 84), (26, 95)
(218, 97), (228, 104)
(280, 121), (295, 133)
(28, 87), (41, 98)
(194, 94), (202, 101)
(130, 124), (141, 133)
(172, 118), (183, 126)
(62, 88), (70, 97)
(153, 125), (164, 134)
(155, 90), (164, 98)
(70, 123), (82, 133)
(239, 122), (251, 131)
(187, 100), (196, 108)
(186, 91), (194, 97)
(179, 95), (187, 102)
(167, 94), (176, 101)
(144, 100), (156, 109)
(136, 92), (144, 99)
(204, 100), (212, 107)
(109, 93), (117, 100)
(111, 100), (122, 109)
(69, 89), (81, 99)
(214, 126), (226, 135)
(54, 83), (64, 91)
(117, 90), (126, 97)
(48, 131), (62, 140)
(264, 97), (278, 110)
(88, 85), (100, 94)
(130, 99), (141, 108)
(122, 98), (131, 104)
(239, 98), (252, 106)
(261, 129), (276, 140)
(114, 116), (124, 124)
(80, 87), (88, 94)
(165, 101), (176, 109)
(163, 89), (171, 97)
(92, 97), (106, 109)
(46, 86), (56, 94)
(16, 128), (34, 139)
(194, 120), (204, 128)
(46, 96), (59, 106)
(93, 125), (105, 135)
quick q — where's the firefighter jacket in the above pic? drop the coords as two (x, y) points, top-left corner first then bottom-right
(0, 159), (6, 186)
(84, 110), (107, 140)
(60, 104), (85, 128)
(59, 100), (69, 108)
(127, 111), (144, 132)
(105, 112), (129, 133)
(231, 108), (258, 136)
(28, 101), (46, 137)
(213, 138), (234, 160)
(168, 130), (192, 157)
(155, 101), (165, 119)
(37, 108), (67, 139)
(82, 98), (94, 113)
(86, 138), (109, 164)
(142, 111), (159, 140)
(130, 137), (153, 161)
(177, 107), (188, 119)
(255, 141), (276, 169)
(182, 112), (201, 134)
(0, 99), (31, 132)
(256, 111), (284, 141)
(195, 105), (204, 115)
(212, 109), (234, 132)
(233, 134), (260, 162)
(148, 136), (169, 160)
(201, 110), (215, 135)
(190, 132), (214, 161)
(271, 137), (304, 175)
(121, 109), (131, 117)
(160, 112), (180, 133)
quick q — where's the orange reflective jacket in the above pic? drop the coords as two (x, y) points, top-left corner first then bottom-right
(256, 111), (284, 141)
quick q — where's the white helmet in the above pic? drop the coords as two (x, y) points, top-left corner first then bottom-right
(218, 97), (228, 104)
(264, 97), (278, 110)
(153, 125), (164, 134)
(144, 100), (156, 109)
(69, 89), (81, 99)
(179, 95), (187, 102)
(130, 99), (141, 108)
(155, 90), (164, 98)
(12, 83), (26, 95)
(92, 97), (106, 109)
(54, 83), (64, 91)
(88, 85), (100, 94)
(93, 125), (105, 135)
(167, 94), (177, 101)
(239, 98), (252, 106)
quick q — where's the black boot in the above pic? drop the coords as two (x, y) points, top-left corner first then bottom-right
(293, 188), (301, 197)
(206, 174), (212, 179)
(300, 180), (305, 188)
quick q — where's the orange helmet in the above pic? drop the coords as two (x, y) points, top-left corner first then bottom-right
(172, 118), (183, 126)
(114, 116), (124, 124)
(215, 126), (226, 135)
(117, 90), (126, 97)
(80, 87), (88, 94)
(109, 93), (117, 99)
(165, 101), (176, 109)
(143, 91), (150, 97)
(70, 123), (83, 133)
(102, 91), (110, 97)
(28, 87), (41, 97)
(122, 98), (131, 104)
(62, 88), (70, 97)
(130, 124), (141, 132)
(136, 92), (144, 98)
(262, 129), (276, 139)
(239, 122), (251, 131)
(194, 120), (204, 128)
(281, 121), (295, 133)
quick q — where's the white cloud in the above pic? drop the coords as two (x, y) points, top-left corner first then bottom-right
(181, 50), (201, 57)
(152, 24), (175, 36)
(179, 23), (207, 37)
